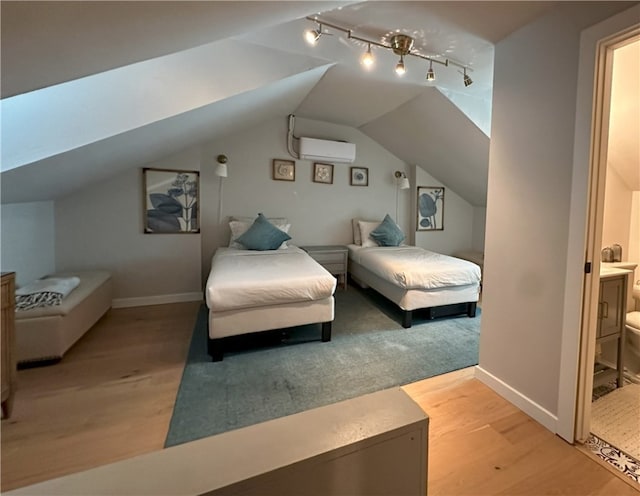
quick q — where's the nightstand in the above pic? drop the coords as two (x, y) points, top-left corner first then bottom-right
(301, 245), (348, 290)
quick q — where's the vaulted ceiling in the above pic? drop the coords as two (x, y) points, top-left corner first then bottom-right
(1, 1), (580, 207)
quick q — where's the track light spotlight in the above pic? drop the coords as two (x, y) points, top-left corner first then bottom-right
(395, 55), (406, 76)
(360, 43), (374, 68)
(462, 67), (473, 87)
(426, 60), (435, 81)
(304, 24), (323, 45)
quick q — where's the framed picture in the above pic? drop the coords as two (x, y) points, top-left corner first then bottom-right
(313, 163), (334, 184)
(273, 159), (295, 181)
(143, 168), (199, 234)
(417, 186), (445, 231)
(350, 167), (369, 186)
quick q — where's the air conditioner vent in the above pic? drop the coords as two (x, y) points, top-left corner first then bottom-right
(299, 137), (356, 164)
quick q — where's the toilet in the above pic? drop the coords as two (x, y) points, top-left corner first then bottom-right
(624, 281), (640, 382)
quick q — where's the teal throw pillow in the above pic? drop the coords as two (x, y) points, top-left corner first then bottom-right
(236, 213), (291, 251)
(370, 214), (405, 247)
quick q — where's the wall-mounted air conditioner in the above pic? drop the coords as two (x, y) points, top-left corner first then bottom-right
(299, 137), (356, 164)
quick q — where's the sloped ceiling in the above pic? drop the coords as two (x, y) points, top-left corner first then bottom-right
(1, 1), (567, 208)
(1, 66), (331, 203)
(361, 89), (489, 206)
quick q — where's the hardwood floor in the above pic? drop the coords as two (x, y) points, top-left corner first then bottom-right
(1, 302), (638, 494)
(0, 302), (199, 492)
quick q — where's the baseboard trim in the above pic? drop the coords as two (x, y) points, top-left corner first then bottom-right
(112, 292), (203, 309)
(474, 365), (558, 434)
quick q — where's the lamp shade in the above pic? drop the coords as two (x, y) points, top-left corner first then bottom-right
(399, 177), (410, 189)
(215, 163), (228, 177)
(215, 154), (228, 177)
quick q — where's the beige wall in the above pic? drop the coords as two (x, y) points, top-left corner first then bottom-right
(478, 2), (633, 428)
(55, 149), (203, 303)
(0, 201), (56, 286)
(200, 116), (478, 282)
(35, 116), (481, 302)
(602, 165), (633, 258)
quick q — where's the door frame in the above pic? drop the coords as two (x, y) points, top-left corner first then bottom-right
(556, 7), (640, 443)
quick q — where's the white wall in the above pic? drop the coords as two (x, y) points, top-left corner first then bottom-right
(412, 166), (474, 255)
(630, 191), (640, 280)
(47, 115), (480, 303)
(201, 116), (417, 278)
(477, 3), (630, 428)
(602, 165), (633, 255)
(0, 201), (55, 286)
(472, 207), (486, 253)
(55, 149), (202, 304)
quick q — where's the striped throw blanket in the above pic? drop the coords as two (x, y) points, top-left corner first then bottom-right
(15, 276), (81, 311)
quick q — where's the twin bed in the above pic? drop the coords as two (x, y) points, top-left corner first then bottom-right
(348, 244), (480, 328)
(205, 245), (336, 361)
(205, 215), (481, 361)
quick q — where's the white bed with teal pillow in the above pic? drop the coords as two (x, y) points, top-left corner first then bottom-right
(349, 217), (481, 328)
(205, 215), (336, 361)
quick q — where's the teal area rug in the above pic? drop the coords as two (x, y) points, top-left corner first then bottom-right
(165, 285), (480, 447)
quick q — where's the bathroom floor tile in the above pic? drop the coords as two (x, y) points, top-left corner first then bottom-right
(585, 434), (640, 485)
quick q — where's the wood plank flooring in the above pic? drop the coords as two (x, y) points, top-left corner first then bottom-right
(1, 302), (638, 494)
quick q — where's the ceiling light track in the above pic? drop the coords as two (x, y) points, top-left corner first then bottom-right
(304, 16), (474, 85)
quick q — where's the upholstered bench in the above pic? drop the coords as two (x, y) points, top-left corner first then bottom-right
(15, 271), (112, 366)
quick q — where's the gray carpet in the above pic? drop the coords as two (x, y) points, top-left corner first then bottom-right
(165, 285), (481, 447)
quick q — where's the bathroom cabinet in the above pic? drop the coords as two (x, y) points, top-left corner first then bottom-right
(594, 271), (628, 389)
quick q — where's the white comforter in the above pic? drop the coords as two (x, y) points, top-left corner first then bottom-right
(350, 245), (481, 290)
(206, 246), (336, 312)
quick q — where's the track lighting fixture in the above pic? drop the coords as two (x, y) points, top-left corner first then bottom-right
(303, 17), (474, 86)
(462, 68), (473, 87)
(426, 60), (435, 81)
(360, 43), (374, 68)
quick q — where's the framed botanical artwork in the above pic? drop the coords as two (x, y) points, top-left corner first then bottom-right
(417, 186), (445, 231)
(313, 162), (334, 184)
(273, 159), (295, 181)
(143, 168), (199, 234)
(350, 167), (369, 186)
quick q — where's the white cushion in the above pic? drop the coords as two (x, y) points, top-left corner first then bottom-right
(358, 220), (382, 248)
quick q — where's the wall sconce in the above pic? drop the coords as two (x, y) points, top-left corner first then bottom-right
(394, 171), (410, 222)
(215, 154), (228, 177)
(215, 154), (228, 227)
(395, 171), (410, 190)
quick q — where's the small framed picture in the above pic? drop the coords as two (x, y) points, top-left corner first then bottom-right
(350, 167), (369, 186)
(313, 163), (334, 184)
(273, 159), (295, 181)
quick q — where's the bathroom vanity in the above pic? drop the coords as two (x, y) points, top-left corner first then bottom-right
(594, 267), (631, 388)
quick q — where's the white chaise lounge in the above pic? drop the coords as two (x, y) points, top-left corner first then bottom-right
(15, 271), (113, 366)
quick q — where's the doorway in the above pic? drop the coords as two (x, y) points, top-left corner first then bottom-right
(573, 23), (640, 471)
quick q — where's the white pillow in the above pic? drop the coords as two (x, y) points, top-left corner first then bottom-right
(352, 218), (362, 245)
(229, 217), (290, 249)
(352, 218), (378, 245)
(358, 220), (382, 248)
